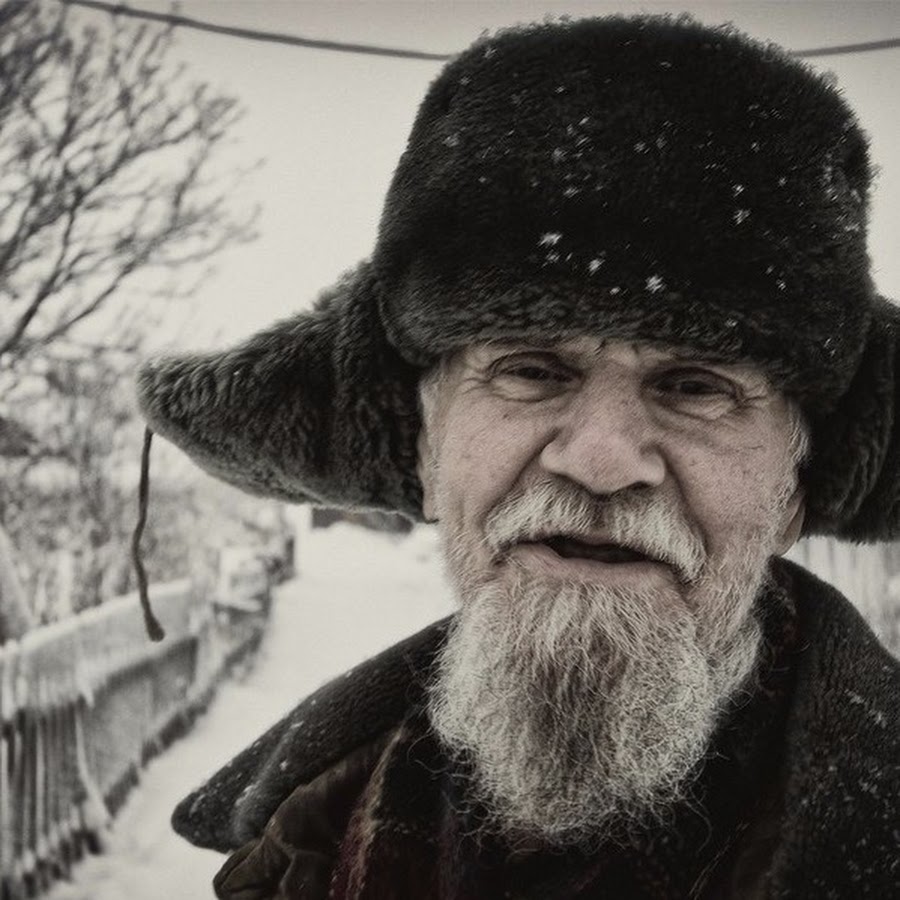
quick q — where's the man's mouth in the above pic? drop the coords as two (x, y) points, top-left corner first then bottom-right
(529, 535), (651, 565)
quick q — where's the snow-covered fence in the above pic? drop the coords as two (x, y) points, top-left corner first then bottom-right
(0, 579), (259, 899)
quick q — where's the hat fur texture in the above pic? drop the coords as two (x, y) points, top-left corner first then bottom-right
(138, 15), (900, 540)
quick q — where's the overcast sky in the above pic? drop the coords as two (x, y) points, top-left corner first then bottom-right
(73, 1), (900, 349)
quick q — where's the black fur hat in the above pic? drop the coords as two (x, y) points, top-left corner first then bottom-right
(138, 15), (900, 540)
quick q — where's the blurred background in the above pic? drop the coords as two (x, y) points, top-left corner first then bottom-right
(0, 2), (897, 897)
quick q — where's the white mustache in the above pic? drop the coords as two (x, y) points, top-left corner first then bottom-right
(482, 480), (706, 583)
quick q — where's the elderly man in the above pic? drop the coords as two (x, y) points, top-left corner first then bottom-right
(139, 15), (899, 899)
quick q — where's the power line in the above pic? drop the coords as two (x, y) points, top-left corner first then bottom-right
(59, 0), (453, 61)
(60, 0), (900, 61)
(794, 38), (900, 58)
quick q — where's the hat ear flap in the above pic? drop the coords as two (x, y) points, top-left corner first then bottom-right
(325, 267), (424, 516)
(803, 297), (900, 540)
(137, 263), (425, 517)
(138, 298), (338, 505)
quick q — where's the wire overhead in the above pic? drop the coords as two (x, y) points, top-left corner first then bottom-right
(793, 37), (900, 58)
(60, 0), (900, 61)
(59, 0), (453, 60)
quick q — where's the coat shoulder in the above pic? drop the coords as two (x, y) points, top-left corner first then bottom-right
(768, 558), (900, 897)
(171, 615), (451, 852)
(778, 557), (900, 744)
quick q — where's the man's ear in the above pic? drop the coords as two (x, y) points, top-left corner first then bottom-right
(774, 488), (806, 555)
(417, 426), (437, 522)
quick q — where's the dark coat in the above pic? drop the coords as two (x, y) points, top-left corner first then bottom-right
(174, 559), (900, 898)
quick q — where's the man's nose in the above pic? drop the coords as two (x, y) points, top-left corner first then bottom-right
(539, 385), (666, 495)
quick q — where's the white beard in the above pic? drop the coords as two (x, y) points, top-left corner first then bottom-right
(427, 481), (789, 846)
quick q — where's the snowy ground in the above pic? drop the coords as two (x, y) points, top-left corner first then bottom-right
(46, 522), (455, 900)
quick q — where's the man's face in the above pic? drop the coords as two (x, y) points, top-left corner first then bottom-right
(420, 336), (806, 844)
(421, 336), (804, 592)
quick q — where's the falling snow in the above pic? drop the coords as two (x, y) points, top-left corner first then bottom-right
(846, 690), (889, 729)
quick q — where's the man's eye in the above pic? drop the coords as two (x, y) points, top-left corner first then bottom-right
(501, 363), (567, 382)
(652, 369), (740, 413)
(668, 378), (728, 395)
(488, 354), (574, 397)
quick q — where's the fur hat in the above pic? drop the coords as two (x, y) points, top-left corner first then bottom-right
(137, 15), (900, 540)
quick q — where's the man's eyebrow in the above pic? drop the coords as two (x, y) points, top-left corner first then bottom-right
(478, 336), (568, 351)
(463, 338), (568, 365)
(470, 339), (766, 377)
(480, 339), (738, 361)
(637, 341), (746, 366)
(660, 348), (775, 388)
(664, 349), (739, 365)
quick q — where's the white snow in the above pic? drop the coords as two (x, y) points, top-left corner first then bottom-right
(645, 275), (665, 293)
(45, 522), (455, 900)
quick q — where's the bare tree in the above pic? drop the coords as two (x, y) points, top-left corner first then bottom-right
(3, 345), (179, 619)
(0, 0), (256, 627)
(0, 0), (252, 379)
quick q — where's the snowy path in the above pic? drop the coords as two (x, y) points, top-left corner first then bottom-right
(46, 523), (454, 900)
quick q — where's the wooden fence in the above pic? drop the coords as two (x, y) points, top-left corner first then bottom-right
(0, 579), (264, 899)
